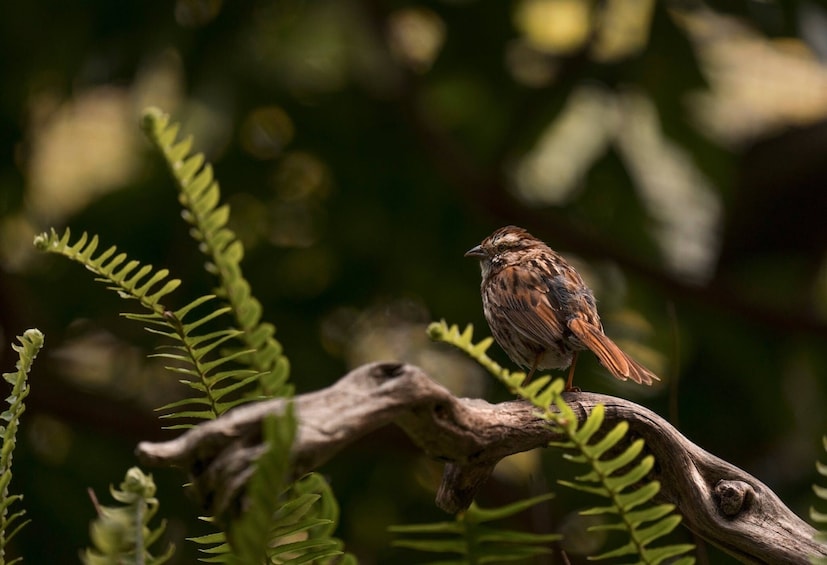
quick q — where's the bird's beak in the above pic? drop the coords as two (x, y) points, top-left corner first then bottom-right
(464, 245), (485, 258)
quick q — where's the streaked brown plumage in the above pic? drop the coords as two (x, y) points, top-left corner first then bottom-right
(465, 226), (659, 389)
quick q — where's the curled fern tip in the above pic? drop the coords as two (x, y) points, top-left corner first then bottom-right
(141, 106), (167, 132)
(22, 328), (44, 348)
(32, 233), (49, 250)
(426, 321), (446, 340)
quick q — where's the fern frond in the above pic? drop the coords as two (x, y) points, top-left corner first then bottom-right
(812, 435), (827, 564)
(152, 296), (264, 428)
(82, 467), (174, 565)
(390, 494), (559, 563)
(34, 229), (260, 426)
(34, 228), (180, 316)
(226, 408), (296, 564)
(0, 329), (43, 565)
(429, 319), (695, 564)
(427, 320), (531, 391)
(142, 107), (291, 398)
(190, 406), (351, 564)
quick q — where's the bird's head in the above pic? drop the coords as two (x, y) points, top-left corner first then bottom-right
(465, 226), (542, 277)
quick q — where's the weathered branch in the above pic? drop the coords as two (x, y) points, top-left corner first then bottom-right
(136, 362), (826, 564)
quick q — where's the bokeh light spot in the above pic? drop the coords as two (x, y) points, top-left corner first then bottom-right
(240, 106), (295, 160)
(514, 0), (592, 54)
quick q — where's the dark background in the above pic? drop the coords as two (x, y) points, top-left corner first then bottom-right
(2, 0), (827, 562)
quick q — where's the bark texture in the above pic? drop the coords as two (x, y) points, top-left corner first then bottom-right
(136, 362), (827, 564)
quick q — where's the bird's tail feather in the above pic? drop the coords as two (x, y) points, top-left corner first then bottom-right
(567, 317), (659, 385)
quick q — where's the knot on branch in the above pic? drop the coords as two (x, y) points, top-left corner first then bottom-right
(135, 362), (826, 563)
(714, 479), (754, 517)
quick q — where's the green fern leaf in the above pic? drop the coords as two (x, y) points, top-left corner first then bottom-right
(635, 514), (684, 546)
(0, 329), (43, 563)
(141, 107), (291, 398)
(643, 544), (699, 564)
(151, 295), (265, 426)
(580, 421), (630, 461)
(593, 438), (646, 477)
(429, 319), (695, 564)
(574, 402), (605, 444)
(392, 538), (468, 553)
(812, 435), (827, 563)
(466, 493), (556, 523)
(426, 320), (533, 393)
(584, 502), (675, 523)
(34, 229), (261, 426)
(556, 480), (609, 498)
(390, 495), (559, 563)
(34, 228), (177, 315)
(589, 455), (655, 492)
(614, 481), (662, 512)
(519, 375), (554, 399)
(223, 410), (295, 564)
(82, 467), (174, 564)
(190, 406), (350, 564)
(474, 528), (561, 545)
(390, 522), (464, 535)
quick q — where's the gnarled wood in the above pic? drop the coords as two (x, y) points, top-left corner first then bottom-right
(136, 362), (827, 564)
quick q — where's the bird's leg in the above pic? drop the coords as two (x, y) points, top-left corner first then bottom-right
(524, 353), (542, 384)
(565, 351), (580, 391)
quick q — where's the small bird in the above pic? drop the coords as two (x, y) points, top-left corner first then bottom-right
(465, 226), (659, 390)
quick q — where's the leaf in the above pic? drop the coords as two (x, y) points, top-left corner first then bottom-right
(391, 494), (559, 561)
(136, 295), (259, 425)
(575, 403), (605, 444)
(34, 229), (179, 316)
(188, 404), (351, 563)
(428, 319), (695, 562)
(466, 493), (556, 523)
(388, 522), (465, 534)
(82, 467), (174, 564)
(142, 106), (292, 399)
(0, 330), (43, 563)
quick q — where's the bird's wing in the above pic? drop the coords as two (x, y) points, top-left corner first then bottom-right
(492, 265), (568, 346)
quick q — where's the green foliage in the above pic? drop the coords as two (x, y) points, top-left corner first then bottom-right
(33, 107), (295, 427)
(812, 436), (827, 564)
(189, 405), (351, 564)
(33, 229), (180, 317)
(553, 404), (694, 563)
(82, 467), (174, 565)
(34, 229), (261, 428)
(34, 106), (351, 563)
(141, 107), (291, 398)
(427, 320), (695, 564)
(0, 329), (43, 565)
(390, 494), (559, 564)
(426, 320), (532, 393)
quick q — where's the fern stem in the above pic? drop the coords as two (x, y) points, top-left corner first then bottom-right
(134, 498), (146, 565)
(83, 467), (173, 564)
(163, 311), (222, 420)
(141, 107), (291, 398)
(564, 423), (650, 558)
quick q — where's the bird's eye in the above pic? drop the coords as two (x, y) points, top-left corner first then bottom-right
(495, 240), (511, 252)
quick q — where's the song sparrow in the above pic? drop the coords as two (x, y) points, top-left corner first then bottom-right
(466, 226), (659, 389)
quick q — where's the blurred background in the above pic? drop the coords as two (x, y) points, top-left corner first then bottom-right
(2, 0), (827, 562)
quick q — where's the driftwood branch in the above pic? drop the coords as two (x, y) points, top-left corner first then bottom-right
(136, 362), (827, 564)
